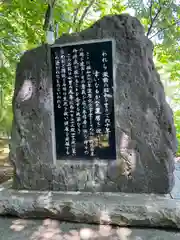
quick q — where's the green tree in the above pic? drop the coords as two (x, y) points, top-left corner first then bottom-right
(0, 0), (180, 153)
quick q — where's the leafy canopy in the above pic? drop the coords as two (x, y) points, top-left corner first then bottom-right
(0, 0), (180, 153)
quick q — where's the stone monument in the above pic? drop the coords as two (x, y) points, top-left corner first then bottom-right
(9, 14), (177, 193)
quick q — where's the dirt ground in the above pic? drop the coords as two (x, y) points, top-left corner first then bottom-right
(1, 217), (180, 240)
(0, 138), (10, 166)
(0, 138), (13, 183)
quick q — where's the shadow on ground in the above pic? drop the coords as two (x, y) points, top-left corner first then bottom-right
(0, 217), (180, 240)
(0, 138), (13, 184)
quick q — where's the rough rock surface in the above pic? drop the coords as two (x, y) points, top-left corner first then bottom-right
(10, 14), (177, 193)
(0, 182), (180, 229)
(1, 218), (180, 240)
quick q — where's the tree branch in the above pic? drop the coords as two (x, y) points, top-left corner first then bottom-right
(76, 0), (96, 32)
(149, 0), (153, 24)
(43, 0), (56, 31)
(73, 2), (83, 25)
(149, 20), (180, 39)
(68, 0), (84, 33)
(147, 1), (162, 37)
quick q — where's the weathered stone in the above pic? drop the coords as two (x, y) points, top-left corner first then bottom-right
(0, 183), (180, 229)
(1, 217), (180, 240)
(10, 14), (177, 193)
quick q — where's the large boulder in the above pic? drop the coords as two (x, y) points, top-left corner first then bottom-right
(10, 14), (177, 193)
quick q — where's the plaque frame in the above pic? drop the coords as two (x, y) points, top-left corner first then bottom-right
(49, 38), (117, 164)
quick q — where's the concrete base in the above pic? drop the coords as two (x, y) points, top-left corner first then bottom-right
(0, 180), (180, 230)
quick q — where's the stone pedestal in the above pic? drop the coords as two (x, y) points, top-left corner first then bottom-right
(0, 181), (180, 230)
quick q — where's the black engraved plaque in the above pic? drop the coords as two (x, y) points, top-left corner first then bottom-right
(51, 39), (116, 160)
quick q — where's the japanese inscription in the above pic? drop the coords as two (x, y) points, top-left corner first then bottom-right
(51, 39), (116, 160)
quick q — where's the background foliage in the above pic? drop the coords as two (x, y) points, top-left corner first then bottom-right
(0, 0), (180, 154)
